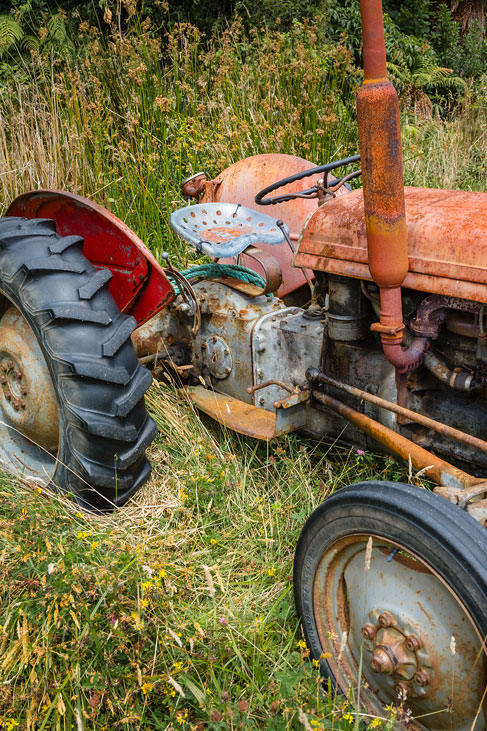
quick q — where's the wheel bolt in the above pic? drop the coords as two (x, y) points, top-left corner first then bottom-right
(19, 398), (26, 409)
(405, 635), (422, 652)
(5, 391), (11, 401)
(378, 611), (395, 628)
(0, 375), (6, 384)
(7, 359), (13, 369)
(14, 370), (22, 379)
(414, 670), (429, 687)
(1, 362), (8, 372)
(370, 648), (394, 674)
(12, 400), (19, 411)
(361, 624), (376, 640)
(20, 385), (28, 395)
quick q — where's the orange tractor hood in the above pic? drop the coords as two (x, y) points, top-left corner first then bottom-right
(294, 186), (487, 304)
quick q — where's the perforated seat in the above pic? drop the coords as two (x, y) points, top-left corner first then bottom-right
(169, 202), (288, 259)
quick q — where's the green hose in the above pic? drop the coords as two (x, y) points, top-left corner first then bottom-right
(167, 262), (273, 297)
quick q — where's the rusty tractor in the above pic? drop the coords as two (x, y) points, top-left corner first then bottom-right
(1, 0), (486, 727)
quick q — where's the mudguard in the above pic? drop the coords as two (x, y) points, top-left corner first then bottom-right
(7, 190), (174, 326)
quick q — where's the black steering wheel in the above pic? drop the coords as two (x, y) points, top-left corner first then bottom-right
(254, 154), (361, 206)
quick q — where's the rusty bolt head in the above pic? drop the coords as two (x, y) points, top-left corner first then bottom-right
(0, 375), (6, 384)
(201, 342), (207, 350)
(12, 399), (19, 411)
(20, 385), (28, 395)
(405, 635), (422, 652)
(259, 397), (265, 406)
(370, 648), (394, 674)
(19, 398), (26, 409)
(414, 671), (429, 687)
(225, 367), (231, 374)
(378, 611), (395, 628)
(212, 335), (217, 343)
(1, 361), (8, 372)
(7, 359), (13, 369)
(361, 624), (376, 640)
(14, 370), (22, 379)
(4, 391), (11, 401)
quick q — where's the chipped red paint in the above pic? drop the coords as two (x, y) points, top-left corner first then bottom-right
(7, 190), (174, 327)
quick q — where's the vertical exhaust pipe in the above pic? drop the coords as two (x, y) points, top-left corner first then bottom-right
(357, 0), (429, 371)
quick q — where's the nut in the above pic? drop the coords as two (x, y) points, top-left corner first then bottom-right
(414, 670), (429, 687)
(378, 611), (395, 628)
(1, 362), (8, 372)
(405, 635), (422, 652)
(4, 391), (11, 401)
(7, 359), (13, 369)
(361, 624), (376, 640)
(370, 648), (394, 674)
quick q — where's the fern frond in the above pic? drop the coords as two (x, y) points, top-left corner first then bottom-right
(0, 15), (23, 55)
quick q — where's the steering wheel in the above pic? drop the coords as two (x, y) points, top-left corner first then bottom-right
(254, 154), (361, 206)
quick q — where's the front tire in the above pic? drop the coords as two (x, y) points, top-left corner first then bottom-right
(0, 216), (156, 511)
(293, 482), (487, 730)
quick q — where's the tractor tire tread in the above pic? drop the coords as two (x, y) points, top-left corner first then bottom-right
(0, 215), (155, 511)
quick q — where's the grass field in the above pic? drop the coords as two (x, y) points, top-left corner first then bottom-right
(1, 15), (487, 731)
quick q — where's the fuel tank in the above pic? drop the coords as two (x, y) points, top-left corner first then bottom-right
(294, 187), (487, 303)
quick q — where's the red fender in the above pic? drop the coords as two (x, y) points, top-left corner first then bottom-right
(7, 190), (174, 326)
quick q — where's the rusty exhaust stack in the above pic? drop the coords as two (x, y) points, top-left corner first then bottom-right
(357, 0), (429, 372)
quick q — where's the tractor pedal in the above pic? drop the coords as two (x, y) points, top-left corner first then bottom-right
(183, 386), (280, 441)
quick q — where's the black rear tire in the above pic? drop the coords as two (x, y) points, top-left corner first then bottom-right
(294, 482), (487, 730)
(0, 216), (156, 511)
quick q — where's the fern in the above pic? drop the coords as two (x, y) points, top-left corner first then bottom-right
(47, 14), (67, 45)
(19, 33), (39, 53)
(0, 15), (23, 56)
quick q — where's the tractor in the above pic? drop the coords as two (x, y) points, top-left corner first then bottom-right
(1, 0), (486, 727)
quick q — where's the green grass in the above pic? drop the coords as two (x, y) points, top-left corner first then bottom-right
(0, 385), (412, 729)
(0, 12), (486, 731)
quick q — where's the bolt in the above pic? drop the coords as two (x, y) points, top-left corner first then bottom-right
(224, 349), (229, 356)
(19, 398), (25, 409)
(20, 385), (28, 396)
(225, 367), (231, 374)
(1, 362), (7, 372)
(12, 399), (19, 411)
(201, 342), (207, 350)
(212, 335), (217, 342)
(14, 370), (21, 379)
(4, 391), (11, 401)
(378, 611), (395, 628)
(361, 624), (376, 640)
(257, 369), (264, 378)
(414, 671), (429, 687)
(7, 360), (13, 369)
(370, 648), (394, 674)
(259, 397), (265, 405)
(405, 635), (422, 652)
(0, 375), (6, 384)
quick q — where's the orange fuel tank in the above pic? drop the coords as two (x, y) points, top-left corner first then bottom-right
(294, 186), (487, 303)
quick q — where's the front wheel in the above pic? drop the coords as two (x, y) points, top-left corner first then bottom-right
(0, 217), (156, 511)
(293, 482), (487, 730)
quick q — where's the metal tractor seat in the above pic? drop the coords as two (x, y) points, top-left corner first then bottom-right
(169, 203), (288, 258)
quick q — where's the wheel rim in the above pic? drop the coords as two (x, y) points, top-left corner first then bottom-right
(0, 301), (59, 482)
(313, 534), (487, 730)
